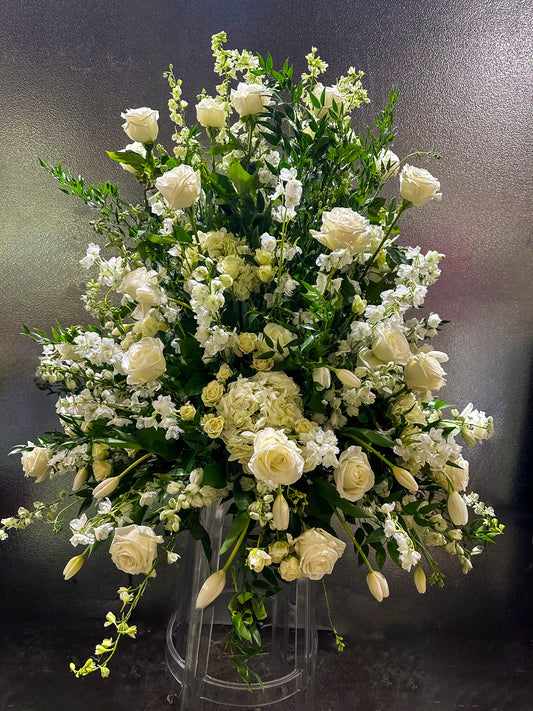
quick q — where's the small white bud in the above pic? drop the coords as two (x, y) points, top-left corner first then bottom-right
(333, 369), (361, 388)
(391, 466), (418, 492)
(414, 565), (426, 594)
(72, 467), (89, 492)
(63, 555), (84, 580)
(448, 490), (468, 526)
(93, 476), (121, 499)
(366, 570), (389, 602)
(272, 493), (290, 530)
(195, 569), (226, 610)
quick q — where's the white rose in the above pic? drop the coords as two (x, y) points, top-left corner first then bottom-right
(268, 539), (291, 563)
(247, 548), (272, 572)
(201, 380), (225, 407)
(404, 352), (447, 392)
(293, 528), (346, 580)
(334, 446), (375, 502)
(122, 336), (166, 385)
(120, 142), (147, 174)
(443, 457), (470, 492)
(21, 445), (52, 483)
(109, 524), (163, 575)
(314, 83), (344, 118)
(263, 322), (295, 360)
(196, 97), (227, 128)
(371, 324), (412, 365)
(248, 428), (304, 487)
(155, 165), (202, 211)
(399, 165), (442, 207)
(375, 149), (400, 179)
(231, 82), (272, 117)
(312, 367), (331, 391)
(118, 267), (161, 307)
(121, 107), (159, 144)
(279, 555), (302, 581)
(312, 207), (372, 252)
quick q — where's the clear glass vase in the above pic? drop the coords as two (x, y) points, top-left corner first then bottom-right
(166, 503), (317, 709)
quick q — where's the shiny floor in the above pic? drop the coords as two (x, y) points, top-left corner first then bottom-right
(1, 618), (531, 711)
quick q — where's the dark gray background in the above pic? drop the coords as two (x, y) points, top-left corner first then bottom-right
(0, 1), (532, 709)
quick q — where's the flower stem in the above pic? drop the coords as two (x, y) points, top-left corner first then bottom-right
(333, 508), (373, 573)
(223, 518), (251, 572)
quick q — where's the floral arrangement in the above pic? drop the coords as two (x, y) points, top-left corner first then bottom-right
(3, 32), (503, 682)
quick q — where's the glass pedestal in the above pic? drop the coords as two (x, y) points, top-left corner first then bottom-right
(166, 504), (317, 709)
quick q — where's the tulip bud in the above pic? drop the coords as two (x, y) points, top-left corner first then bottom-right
(63, 555), (84, 580)
(334, 369), (361, 388)
(93, 476), (121, 499)
(391, 465), (418, 492)
(366, 570), (389, 602)
(447, 490), (468, 526)
(272, 493), (290, 530)
(72, 466), (89, 492)
(414, 565), (426, 594)
(195, 569), (226, 610)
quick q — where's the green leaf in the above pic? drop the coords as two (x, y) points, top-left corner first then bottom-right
(342, 427), (396, 449)
(219, 511), (249, 556)
(227, 159), (255, 196)
(202, 462), (227, 489)
(130, 428), (181, 461)
(106, 150), (145, 171)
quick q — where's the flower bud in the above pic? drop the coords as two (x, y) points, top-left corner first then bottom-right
(447, 490), (468, 526)
(414, 565), (426, 594)
(72, 467), (89, 492)
(366, 570), (390, 602)
(93, 476), (121, 499)
(391, 465), (418, 492)
(334, 369), (361, 388)
(272, 492), (290, 530)
(195, 569), (226, 610)
(63, 555), (84, 580)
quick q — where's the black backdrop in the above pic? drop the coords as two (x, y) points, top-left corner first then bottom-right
(1, 1), (532, 709)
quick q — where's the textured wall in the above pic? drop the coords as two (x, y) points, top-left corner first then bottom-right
(0, 1), (532, 709)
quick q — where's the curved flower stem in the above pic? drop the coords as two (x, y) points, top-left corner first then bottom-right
(333, 508), (373, 573)
(118, 452), (153, 480)
(222, 518), (251, 572)
(345, 433), (394, 469)
(360, 199), (410, 279)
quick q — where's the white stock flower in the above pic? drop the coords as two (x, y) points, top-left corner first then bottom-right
(121, 107), (159, 144)
(231, 82), (272, 117)
(334, 446), (375, 502)
(294, 528), (345, 580)
(121, 337), (166, 385)
(155, 165), (202, 211)
(196, 97), (227, 128)
(109, 524), (163, 575)
(400, 165), (442, 207)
